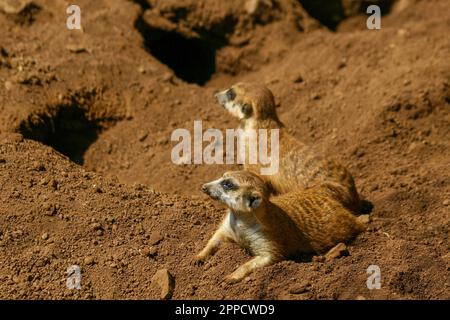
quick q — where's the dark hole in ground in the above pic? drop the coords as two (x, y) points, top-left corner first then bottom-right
(299, 0), (395, 31)
(19, 105), (102, 165)
(136, 18), (217, 85)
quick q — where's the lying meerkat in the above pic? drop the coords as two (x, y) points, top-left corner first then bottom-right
(215, 82), (370, 213)
(196, 170), (365, 284)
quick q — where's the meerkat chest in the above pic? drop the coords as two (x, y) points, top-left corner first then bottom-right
(223, 211), (272, 256)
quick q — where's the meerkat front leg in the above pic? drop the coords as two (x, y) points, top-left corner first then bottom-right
(225, 254), (275, 284)
(194, 213), (234, 264)
(194, 228), (229, 264)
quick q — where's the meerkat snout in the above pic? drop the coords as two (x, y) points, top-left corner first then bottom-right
(215, 88), (236, 106)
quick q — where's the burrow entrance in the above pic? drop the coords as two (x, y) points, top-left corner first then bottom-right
(299, 0), (396, 31)
(19, 96), (119, 165)
(136, 20), (218, 86)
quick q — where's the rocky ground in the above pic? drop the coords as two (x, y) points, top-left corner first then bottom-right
(0, 0), (449, 299)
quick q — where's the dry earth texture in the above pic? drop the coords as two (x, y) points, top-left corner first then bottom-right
(0, 0), (449, 299)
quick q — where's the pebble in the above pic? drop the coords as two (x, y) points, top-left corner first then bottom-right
(84, 256), (95, 265)
(142, 246), (158, 257)
(289, 282), (311, 294)
(138, 131), (148, 142)
(310, 93), (321, 100)
(151, 269), (175, 300)
(245, 0), (272, 16)
(325, 243), (349, 261)
(138, 66), (146, 74)
(4, 80), (12, 91)
(32, 161), (46, 171)
(443, 199), (449, 206)
(91, 223), (102, 231)
(357, 214), (370, 225)
(65, 44), (87, 53)
(0, 0), (33, 14)
(149, 231), (163, 245)
(41, 233), (49, 240)
(42, 203), (57, 216)
(291, 73), (304, 84)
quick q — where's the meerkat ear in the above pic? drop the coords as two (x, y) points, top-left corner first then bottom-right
(241, 103), (253, 117)
(246, 191), (262, 210)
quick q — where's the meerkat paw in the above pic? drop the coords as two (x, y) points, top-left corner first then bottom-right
(224, 273), (245, 284)
(192, 254), (207, 266)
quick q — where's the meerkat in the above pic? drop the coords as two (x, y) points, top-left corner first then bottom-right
(195, 171), (366, 284)
(214, 82), (370, 213)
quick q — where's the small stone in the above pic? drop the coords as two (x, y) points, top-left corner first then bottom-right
(142, 246), (158, 258)
(41, 233), (49, 240)
(245, 0), (272, 16)
(84, 256), (94, 265)
(397, 28), (407, 36)
(289, 282), (311, 294)
(32, 161), (45, 171)
(291, 73), (304, 84)
(311, 93), (321, 100)
(4, 80), (13, 91)
(138, 131), (148, 142)
(91, 223), (102, 231)
(443, 199), (449, 206)
(357, 214), (370, 225)
(162, 72), (173, 82)
(337, 58), (347, 69)
(407, 142), (420, 153)
(138, 66), (146, 74)
(356, 295), (366, 300)
(149, 231), (163, 245)
(441, 253), (450, 263)
(42, 203), (57, 216)
(92, 184), (102, 193)
(325, 243), (349, 261)
(65, 44), (87, 53)
(151, 269), (175, 300)
(0, 0), (33, 14)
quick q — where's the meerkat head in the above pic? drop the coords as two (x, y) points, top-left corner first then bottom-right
(214, 82), (280, 123)
(201, 171), (269, 213)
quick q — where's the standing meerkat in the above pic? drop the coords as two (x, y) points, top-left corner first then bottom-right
(195, 171), (366, 284)
(215, 82), (369, 213)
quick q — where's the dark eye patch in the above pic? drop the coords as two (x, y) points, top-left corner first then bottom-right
(220, 179), (236, 191)
(226, 88), (236, 101)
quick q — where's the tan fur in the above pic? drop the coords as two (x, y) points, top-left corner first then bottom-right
(196, 171), (366, 283)
(215, 82), (361, 212)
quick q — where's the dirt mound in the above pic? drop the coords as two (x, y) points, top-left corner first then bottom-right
(0, 0), (449, 299)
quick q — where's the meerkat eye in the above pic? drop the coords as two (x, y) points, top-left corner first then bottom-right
(220, 179), (236, 191)
(241, 103), (252, 116)
(226, 88), (236, 101)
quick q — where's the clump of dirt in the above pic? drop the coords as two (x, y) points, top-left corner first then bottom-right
(0, 0), (449, 299)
